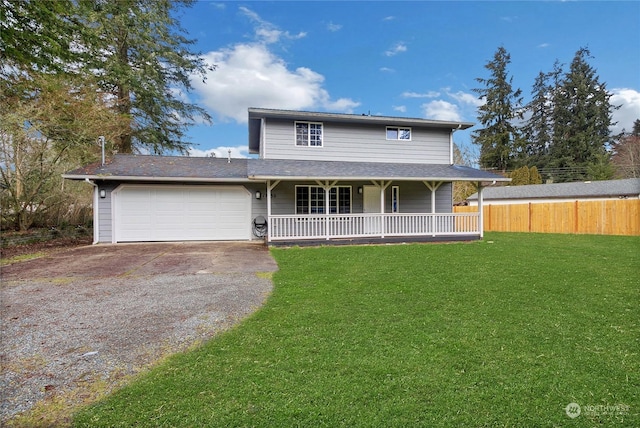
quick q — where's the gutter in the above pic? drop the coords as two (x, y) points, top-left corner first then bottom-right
(248, 175), (511, 182)
(64, 175), (255, 183)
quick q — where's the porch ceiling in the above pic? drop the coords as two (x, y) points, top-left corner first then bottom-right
(247, 159), (510, 182)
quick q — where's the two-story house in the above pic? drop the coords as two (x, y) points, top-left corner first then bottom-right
(63, 108), (509, 244)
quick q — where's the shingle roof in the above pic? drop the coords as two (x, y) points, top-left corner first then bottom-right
(467, 178), (640, 200)
(247, 159), (508, 181)
(63, 154), (250, 181)
(63, 154), (509, 183)
(248, 107), (475, 129)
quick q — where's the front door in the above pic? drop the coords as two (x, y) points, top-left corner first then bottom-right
(363, 185), (382, 234)
(363, 185), (381, 213)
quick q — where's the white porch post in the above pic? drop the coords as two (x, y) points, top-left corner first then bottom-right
(316, 180), (337, 240)
(478, 182), (484, 238)
(374, 181), (391, 238)
(423, 181), (443, 236)
(325, 182), (330, 240)
(266, 180), (272, 242)
(266, 180), (280, 243)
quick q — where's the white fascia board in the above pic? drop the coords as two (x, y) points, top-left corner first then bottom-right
(62, 174), (257, 183)
(248, 175), (511, 182)
(248, 108), (474, 130)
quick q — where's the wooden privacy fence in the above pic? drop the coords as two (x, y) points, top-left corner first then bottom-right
(454, 199), (640, 236)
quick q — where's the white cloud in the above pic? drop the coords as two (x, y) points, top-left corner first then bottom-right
(193, 44), (359, 123)
(327, 22), (342, 32)
(188, 145), (249, 158)
(537, 43), (550, 48)
(401, 91), (440, 98)
(446, 90), (483, 107)
(384, 42), (407, 57)
(383, 16), (396, 21)
(190, 7), (359, 123)
(611, 88), (640, 134)
(421, 100), (461, 122)
(239, 6), (306, 44)
(191, 7), (359, 123)
(380, 67), (395, 73)
(393, 105), (407, 113)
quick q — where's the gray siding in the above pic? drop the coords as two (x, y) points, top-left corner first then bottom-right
(269, 181), (452, 214)
(263, 118), (451, 164)
(96, 181), (118, 243)
(385, 182), (451, 213)
(247, 183), (268, 240)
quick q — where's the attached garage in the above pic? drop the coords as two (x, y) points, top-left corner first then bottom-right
(113, 185), (251, 242)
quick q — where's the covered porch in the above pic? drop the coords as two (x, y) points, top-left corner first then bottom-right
(247, 159), (510, 244)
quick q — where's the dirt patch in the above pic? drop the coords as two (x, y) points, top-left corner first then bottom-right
(0, 242), (277, 426)
(0, 236), (92, 260)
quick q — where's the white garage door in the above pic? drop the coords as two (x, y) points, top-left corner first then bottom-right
(114, 185), (251, 242)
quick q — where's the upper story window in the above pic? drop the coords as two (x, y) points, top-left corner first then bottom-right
(296, 121), (323, 147)
(386, 126), (411, 141)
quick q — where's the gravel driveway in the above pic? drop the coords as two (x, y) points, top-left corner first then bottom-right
(0, 242), (277, 424)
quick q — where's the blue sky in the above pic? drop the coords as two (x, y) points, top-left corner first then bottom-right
(178, 1), (640, 159)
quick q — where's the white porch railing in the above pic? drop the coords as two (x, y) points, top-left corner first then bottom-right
(268, 213), (479, 241)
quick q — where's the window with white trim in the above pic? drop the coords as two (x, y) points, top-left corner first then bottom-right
(386, 126), (411, 141)
(391, 186), (400, 213)
(296, 186), (351, 214)
(296, 121), (323, 146)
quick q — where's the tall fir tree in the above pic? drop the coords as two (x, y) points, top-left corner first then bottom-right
(520, 61), (563, 171)
(549, 48), (616, 182)
(77, 0), (213, 154)
(0, 0), (81, 76)
(472, 47), (523, 172)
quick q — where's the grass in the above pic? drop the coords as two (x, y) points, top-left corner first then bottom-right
(71, 233), (638, 427)
(0, 252), (46, 266)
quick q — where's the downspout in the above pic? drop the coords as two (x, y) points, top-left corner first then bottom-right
(84, 179), (99, 244)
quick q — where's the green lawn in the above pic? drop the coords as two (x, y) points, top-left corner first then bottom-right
(73, 233), (639, 427)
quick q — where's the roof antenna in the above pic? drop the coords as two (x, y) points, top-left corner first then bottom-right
(98, 136), (105, 166)
(227, 149), (231, 163)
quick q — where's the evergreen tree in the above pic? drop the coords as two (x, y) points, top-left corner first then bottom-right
(520, 61), (563, 170)
(0, 0), (82, 76)
(549, 48), (616, 182)
(507, 166), (543, 185)
(78, 0), (213, 154)
(472, 47), (523, 172)
(2, 0), (212, 155)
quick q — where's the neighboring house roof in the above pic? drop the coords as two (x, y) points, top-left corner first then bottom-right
(467, 178), (640, 201)
(248, 107), (474, 154)
(63, 154), (509, 183)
